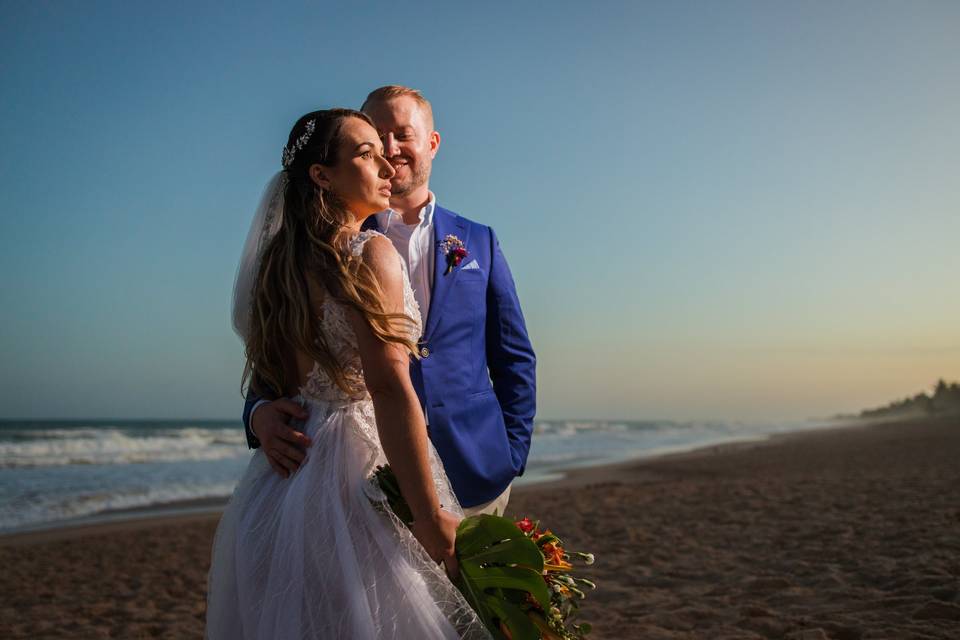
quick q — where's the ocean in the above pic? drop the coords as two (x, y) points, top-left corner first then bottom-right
(0, 417), (831, 534)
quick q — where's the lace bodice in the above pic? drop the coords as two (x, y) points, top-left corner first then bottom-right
(299, 230), (422, 403)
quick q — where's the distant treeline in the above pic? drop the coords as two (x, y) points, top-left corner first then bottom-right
(861, 379), (960, 419)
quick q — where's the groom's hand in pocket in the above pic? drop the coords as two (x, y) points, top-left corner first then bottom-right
(251, 398), (312, 478)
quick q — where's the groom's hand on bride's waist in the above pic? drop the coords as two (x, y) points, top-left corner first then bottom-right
(250, 398), (312, 478)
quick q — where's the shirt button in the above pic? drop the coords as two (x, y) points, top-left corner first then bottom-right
(420, 347), (430, 358)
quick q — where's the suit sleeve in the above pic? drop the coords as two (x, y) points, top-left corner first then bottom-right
(485, 226), (537, 475)
(242, 388), (263, 449)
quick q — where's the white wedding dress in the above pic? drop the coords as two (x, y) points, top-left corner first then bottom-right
(207, 231), (490, 639)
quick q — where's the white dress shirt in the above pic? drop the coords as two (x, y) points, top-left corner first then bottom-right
(374, 192), (436, 329)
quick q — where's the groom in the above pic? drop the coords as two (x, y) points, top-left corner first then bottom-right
(244, 86), (537, 516)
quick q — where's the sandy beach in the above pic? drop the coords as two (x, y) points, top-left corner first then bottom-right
(2, 416), (958, 639)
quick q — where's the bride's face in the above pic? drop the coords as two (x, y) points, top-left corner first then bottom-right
(311, 117), (395, 219)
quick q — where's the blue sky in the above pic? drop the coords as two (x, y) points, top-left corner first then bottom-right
(1, 1), (958, 421)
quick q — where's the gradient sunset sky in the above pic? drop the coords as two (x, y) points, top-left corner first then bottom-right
(1, 1), (957, 421)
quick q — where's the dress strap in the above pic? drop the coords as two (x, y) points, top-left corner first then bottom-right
(349, 229), (384, 257)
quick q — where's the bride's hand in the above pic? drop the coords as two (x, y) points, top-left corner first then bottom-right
(411, 509), (461, 581)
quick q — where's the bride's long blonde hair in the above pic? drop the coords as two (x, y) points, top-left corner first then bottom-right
(243, 109), (418, 398)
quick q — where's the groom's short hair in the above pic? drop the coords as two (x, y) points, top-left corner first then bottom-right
(362, 85), (435, 129)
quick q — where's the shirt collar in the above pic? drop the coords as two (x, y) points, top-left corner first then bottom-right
(375, 191), (436, 232)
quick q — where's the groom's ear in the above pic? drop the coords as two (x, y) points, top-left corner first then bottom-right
(309, 164), (332, 189)
(428, 131), (441, 158)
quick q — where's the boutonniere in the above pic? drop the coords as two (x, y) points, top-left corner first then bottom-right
(440, 234), (468, 275)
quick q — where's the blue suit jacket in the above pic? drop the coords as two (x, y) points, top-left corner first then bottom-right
(243, 205), (536, 507)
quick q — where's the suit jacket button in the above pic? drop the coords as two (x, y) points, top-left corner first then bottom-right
(420, 347), (430, 358)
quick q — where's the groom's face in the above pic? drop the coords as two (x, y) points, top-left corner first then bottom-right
(363, 96), (439, 197)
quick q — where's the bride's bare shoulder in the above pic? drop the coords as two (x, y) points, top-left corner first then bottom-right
(357, 233), (402, 285)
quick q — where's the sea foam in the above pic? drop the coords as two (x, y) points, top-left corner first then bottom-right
(0, 426), (247, 468)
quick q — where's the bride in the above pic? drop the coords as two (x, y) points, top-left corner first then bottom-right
(207, 109), (489, 639)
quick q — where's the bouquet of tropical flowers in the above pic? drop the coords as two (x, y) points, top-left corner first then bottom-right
(373, 465), (596, 640)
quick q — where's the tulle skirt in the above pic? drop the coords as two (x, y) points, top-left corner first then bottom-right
(206, 397), (489, 639)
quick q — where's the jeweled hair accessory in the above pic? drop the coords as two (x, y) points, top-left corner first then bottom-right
(281, 119), (316, 168)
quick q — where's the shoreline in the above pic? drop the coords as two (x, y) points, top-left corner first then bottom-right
(0, 415), (879, 546)
(2, 414), (957, 638)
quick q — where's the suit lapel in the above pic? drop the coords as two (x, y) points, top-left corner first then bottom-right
(424, 207), (468, 340)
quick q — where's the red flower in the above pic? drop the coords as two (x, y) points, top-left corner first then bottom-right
(440, 235), (469, 275)
(516, 517), (535, 534)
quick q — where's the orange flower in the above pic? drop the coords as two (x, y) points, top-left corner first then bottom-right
(541, 542), (573, 571)
(541, 543), (562, 563)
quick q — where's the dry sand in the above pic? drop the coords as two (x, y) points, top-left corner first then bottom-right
(1, 416), (958, 639)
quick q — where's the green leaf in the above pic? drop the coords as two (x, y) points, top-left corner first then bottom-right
(463, 536), (545, 569)
(456, 515), (552, 638)
(372, 465), (413, 526)
(457, 514), (534, 557)
(464, 565), (550, 607)
(371, 472), (561, 639)
(486, 597), (541, 640)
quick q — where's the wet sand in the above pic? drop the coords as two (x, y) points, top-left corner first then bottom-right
(2, 416), (958, 639)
